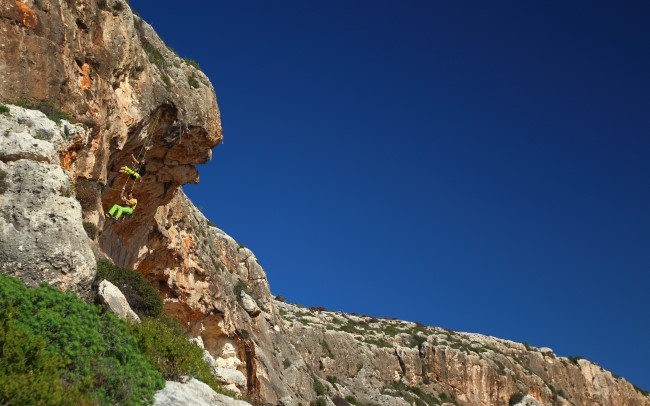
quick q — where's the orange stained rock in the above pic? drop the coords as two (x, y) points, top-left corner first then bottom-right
(79, 62), (92, 89)
(183, 234), (196, 251)
(16, 1), (38, 29)
(60, 149), (78, 171)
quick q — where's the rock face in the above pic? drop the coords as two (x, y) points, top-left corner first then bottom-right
(0, 0), (222, 269)
(0, 105), (95, 297)
(2, 2), (649, 406)
(276, 301), (650, 406)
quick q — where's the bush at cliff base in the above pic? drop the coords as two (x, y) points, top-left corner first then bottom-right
(128, 317), (236, 397)
(95, 259), (164, 318)
(0, 273), (165, 405)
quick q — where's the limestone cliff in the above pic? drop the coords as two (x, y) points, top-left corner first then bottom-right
(1, 1), (648, 405)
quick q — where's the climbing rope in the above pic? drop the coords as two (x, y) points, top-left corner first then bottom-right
(121, 109), (162, 195)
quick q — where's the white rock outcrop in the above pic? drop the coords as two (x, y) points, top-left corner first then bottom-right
(154, 379), (251, 406)
(513, 394), (545, 406)
(0, 106), (95, 297)
(240, 290), (261, 317)
(97, 279), (140, 323)
(213, 367), (247, 388)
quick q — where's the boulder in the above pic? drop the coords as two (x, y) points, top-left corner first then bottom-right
(97, 279), (140, 323)
(154, 379), (251, 406)
(213, 367), (247, 388)
(240, 290), (261, 317)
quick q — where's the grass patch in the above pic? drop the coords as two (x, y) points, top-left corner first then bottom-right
(0, 104), (9, 115)
(95, 259), (163, 318)
(12, 100), (75, 124)
(326, 375), (337, 385)
(188, 75), (200, 89)
(567, 355), (584, 365)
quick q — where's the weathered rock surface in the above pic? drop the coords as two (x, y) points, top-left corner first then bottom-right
(154, 378), (252, 406)
(97, 279), (140, 322)
(0, 0), (222, 265)
(2, 2), (649, 406)
(0, 106), (95, 297)
(130, 190), (315, 405)
(276, 301), (650, 406)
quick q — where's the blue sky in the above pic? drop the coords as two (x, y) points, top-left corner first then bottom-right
(132, 1), (650, 389)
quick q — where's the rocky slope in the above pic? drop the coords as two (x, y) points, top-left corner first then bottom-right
(1, 1), (649, 405)
(276, 301), (649, 406)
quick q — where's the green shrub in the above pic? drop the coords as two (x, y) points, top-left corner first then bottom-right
(333, 396), (351, 406)
(509, 392), (526, 406)
(188, 75), (200, 89)
(0, 274), (164, 404)
(127, 317), (234, 396)
(321, 339), (335, 358)
(15, 100), (31, 108)
(0, 325), (90, 405)
(0, 104), (9, 115)
(83, 221), (98, 239)
(310, 397), (327, 406)
(75, 178), (99, 210)
(633, 384), (650, 397)
(326, 375), (337, 385)
(183, 58), (200, 70)
(112, 1), (124, 12)
(142, 42), (166, 69)
(0, 169), (8, 193)
(162, 74), (171, 87)
(234, 280), (248, 298)
(567, 355), (583, 365)
(283, 358), (291, 369)
(313, 375), (326, 396)
(345, 395), (359, 405)
(95, 259), (163, 318)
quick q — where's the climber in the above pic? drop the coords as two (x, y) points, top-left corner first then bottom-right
(106, 192), (137, 220)
(119, 154), (146, 182)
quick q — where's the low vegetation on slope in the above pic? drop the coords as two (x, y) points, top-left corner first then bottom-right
(94, 260), (235, 397)
(0, 262), (234, 405)
(0, 273), (164, 405)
